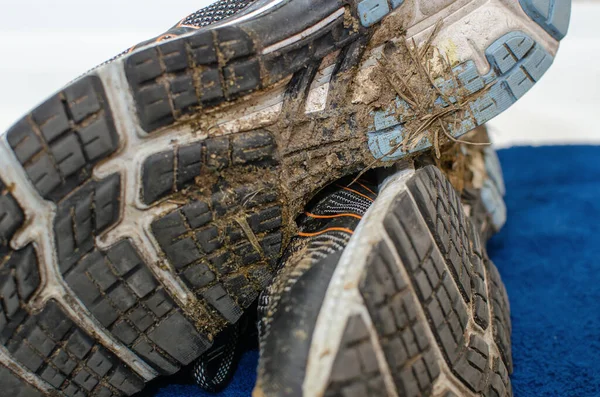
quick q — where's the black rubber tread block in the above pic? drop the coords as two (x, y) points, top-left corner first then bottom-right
(258, 251), (342, 397)
(485, 357), (511, 397)
(0, 364), (44, 397)
(0, 246), (41, 346)
(124, 0), (361, 133)
(0, 179), (25, 256)
(6, 76), (119, 202)
(61, 238), (211, 376)
(54, 175), (121, 274)
(1, 298), (144, 397)
(486, 258), (513, 373)
(215, 26), (255, 63)
(335, 36), (368, 75)
(140, 129), (277, 205)
(170, 74), (199, 116)
(231, 130), (275, 165)
(150, 180), (283, 322)
(223, 58), (261, 98)
(388, 166), (512, 394)
(201, 284), (243, 324)
(141, 151), (175, 206)
(187, 31), (218, 65)
(468, 221), (491, 330)
(323, 315), (388, 397)
(407, 166), (476, 305)
(359, 239), (441, 396)
(384, 190), (488, 393)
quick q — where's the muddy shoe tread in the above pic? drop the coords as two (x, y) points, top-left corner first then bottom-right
(0, 0), (567, 393)
(256, 165), (513, 397)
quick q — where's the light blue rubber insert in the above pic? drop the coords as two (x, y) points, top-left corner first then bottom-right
(357, 0), (390, 27)
(390, 0), (405, 9)
(519, 0), (571, 40)
(357, 0), (405, 27)
(481, 179), (507, 231)
(367, 31), (553, 161)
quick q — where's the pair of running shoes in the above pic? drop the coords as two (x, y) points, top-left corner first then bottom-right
(0, 0), (569, 396)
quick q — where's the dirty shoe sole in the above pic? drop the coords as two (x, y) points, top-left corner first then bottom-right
(255, 156), (511, 396)
(0, 1), (564, 396)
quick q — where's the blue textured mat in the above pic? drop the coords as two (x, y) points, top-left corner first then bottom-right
(150, 146), (600, 397)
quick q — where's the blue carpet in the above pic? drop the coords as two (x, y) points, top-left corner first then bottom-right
(150, 145), (600, 397)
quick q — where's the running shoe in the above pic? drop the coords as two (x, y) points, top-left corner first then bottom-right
(255, 127), (511, 397)
(0, 0), (565, 395)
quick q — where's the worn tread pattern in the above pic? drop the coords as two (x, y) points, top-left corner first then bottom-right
(358, 240), (441, 396)
(255, 163), (513, 397)
(54, 175), (122, 274)
(0, 186), (146, 397)
(0, 175), (151, 397)
(47, 162), (219, 379)
(253, 157), (514, 397)
(324, 315), (388, 397)
(1, 107), (287, 397)
(151, 180), (283, 322)
(3, 298), (145, 397)
(406, 166), (512, 373)
(379, 165), (512, 394)
(0, 363), (44, 397)
(125, 3), (360, 133)
(6, 76), (119, 202)
(323, 166), (513, 396)
(0, 180), (25, 255)
(0, 171), (217, 395)
(141, 129), (276, 205)
(62, 240), (211, 376)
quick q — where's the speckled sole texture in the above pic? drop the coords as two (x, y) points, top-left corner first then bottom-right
(254, 149), (511, 397)
(0, 0), (565, 396)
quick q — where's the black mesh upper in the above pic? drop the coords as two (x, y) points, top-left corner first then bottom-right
(180, 0), (256, 27)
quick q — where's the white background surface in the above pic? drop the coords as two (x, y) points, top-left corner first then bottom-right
(0, 0), (598, 147)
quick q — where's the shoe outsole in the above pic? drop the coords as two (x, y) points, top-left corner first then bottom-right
(255, 162), (512, 397)
(0, 0), (566, 396)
